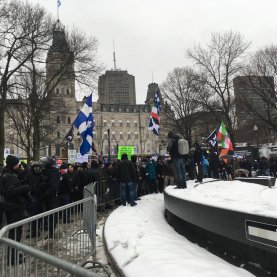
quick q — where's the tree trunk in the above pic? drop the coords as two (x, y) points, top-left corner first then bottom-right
(0, 102), (5, 164)
(33, 118), (41, 160)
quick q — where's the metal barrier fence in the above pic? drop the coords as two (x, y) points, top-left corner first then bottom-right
(94, 177), (120, 207)
(0, 182), (108, 277)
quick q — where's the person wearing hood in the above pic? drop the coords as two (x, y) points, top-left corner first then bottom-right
(39, 156), (60, 236)
(2, 155), (31, 265)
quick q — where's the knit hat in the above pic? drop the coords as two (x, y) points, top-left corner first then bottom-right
(6, 155), (20, 169)
(60, 163), (68, 170)
(60, 163), (68, 174)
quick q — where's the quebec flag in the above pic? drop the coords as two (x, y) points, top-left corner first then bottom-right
(73, 94), (94, 156)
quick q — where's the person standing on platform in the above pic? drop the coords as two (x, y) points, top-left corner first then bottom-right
(193, 142), (203, 183)
(167, 131), (187, 189)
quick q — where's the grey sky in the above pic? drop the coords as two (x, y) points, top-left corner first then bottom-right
(28, 0), (277, 103)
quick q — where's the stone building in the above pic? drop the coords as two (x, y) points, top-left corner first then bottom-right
(91, 81), (166, 157)
(233, 75), (277, 144)
(98, 70), (136, 105)
(4, 22), (165, 160)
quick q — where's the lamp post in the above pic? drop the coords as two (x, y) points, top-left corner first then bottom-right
(253, 124), (259, 159)
(107, 123), (111, 162)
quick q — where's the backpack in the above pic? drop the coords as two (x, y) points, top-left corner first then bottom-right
(178, 138), (189, 155)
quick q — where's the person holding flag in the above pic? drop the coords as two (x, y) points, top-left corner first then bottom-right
(206, 129), (220, 178)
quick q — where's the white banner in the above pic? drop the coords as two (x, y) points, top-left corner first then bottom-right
(76, 153), (88, 164)
(4, 148), (10, 158)
(68, 150), (77, 164)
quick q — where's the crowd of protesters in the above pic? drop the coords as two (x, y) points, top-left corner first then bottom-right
(0, 133), (277, 263)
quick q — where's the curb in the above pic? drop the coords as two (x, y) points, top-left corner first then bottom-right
(102, 217), (126, 277)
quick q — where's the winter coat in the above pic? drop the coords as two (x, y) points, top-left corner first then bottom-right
(25, 170), (45, 206)
(59, 172), (73, 195)
(167, 136), (182, 159)
(163, 161), (174, 177)
(40, 168), (60, 210)
(1, 168), (31, 211)
(193, 149), (203, 165)
(116, 160), (136, 183)
(146, 160), (157, 180)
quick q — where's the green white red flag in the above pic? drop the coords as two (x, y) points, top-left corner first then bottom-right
(217, 121), (233, 151)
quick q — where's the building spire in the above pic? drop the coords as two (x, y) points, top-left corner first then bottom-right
(113, 40), (117, 70)
(49, 20), (69, 53)
(57, 0), (61, 21)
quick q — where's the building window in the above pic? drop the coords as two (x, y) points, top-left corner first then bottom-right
(68, 117), (71, 124)
(103, 120), (107, 127)
(57, 116), (60, 123)
(111, 120), (115, 127)
(120, 133), (123, 140)
(135, 132), (138, 139)
(127, 132), (131, 140)
(56, 88), (60, 95)
(134, 121), (138, 128)
(127, 121), (130, 127)
(119, 120), (123, 127)
(66, 89), (70, 95)
(112, 132), (115, 140)
(57, 131), (60, 139)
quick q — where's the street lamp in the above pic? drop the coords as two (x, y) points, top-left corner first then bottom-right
(107, 123), (111, 162)
(253, 124), (259, 159)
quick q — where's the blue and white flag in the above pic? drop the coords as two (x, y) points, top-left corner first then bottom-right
(148, 89), (161, 136)
(57, 0), (61, 7)
(73, 94), (94, 156)
(154, 89), (161, 114)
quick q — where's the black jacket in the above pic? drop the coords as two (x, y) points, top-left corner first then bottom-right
(193, 149), (203, 165)
(116, 160), (136, 183)
(59, 172), (73, 195)
(167, 136), (182, 159)
(2, 168), (31, 211)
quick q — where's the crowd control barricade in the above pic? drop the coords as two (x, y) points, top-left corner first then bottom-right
(94, 177), (120, 207)
(0, 184), (108, 277)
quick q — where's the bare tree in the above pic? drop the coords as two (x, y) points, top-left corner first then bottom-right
(0, 0), (53, 162)
(6, 19), (103, 160)
(161, 67), (203, 146)
(187, 30), (250, 145)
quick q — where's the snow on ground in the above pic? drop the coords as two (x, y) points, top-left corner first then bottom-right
(166, 178), (277, 218)
(103, 178), (273, 277)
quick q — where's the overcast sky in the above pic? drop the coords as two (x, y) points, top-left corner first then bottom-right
(28, 0), (277, 103)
